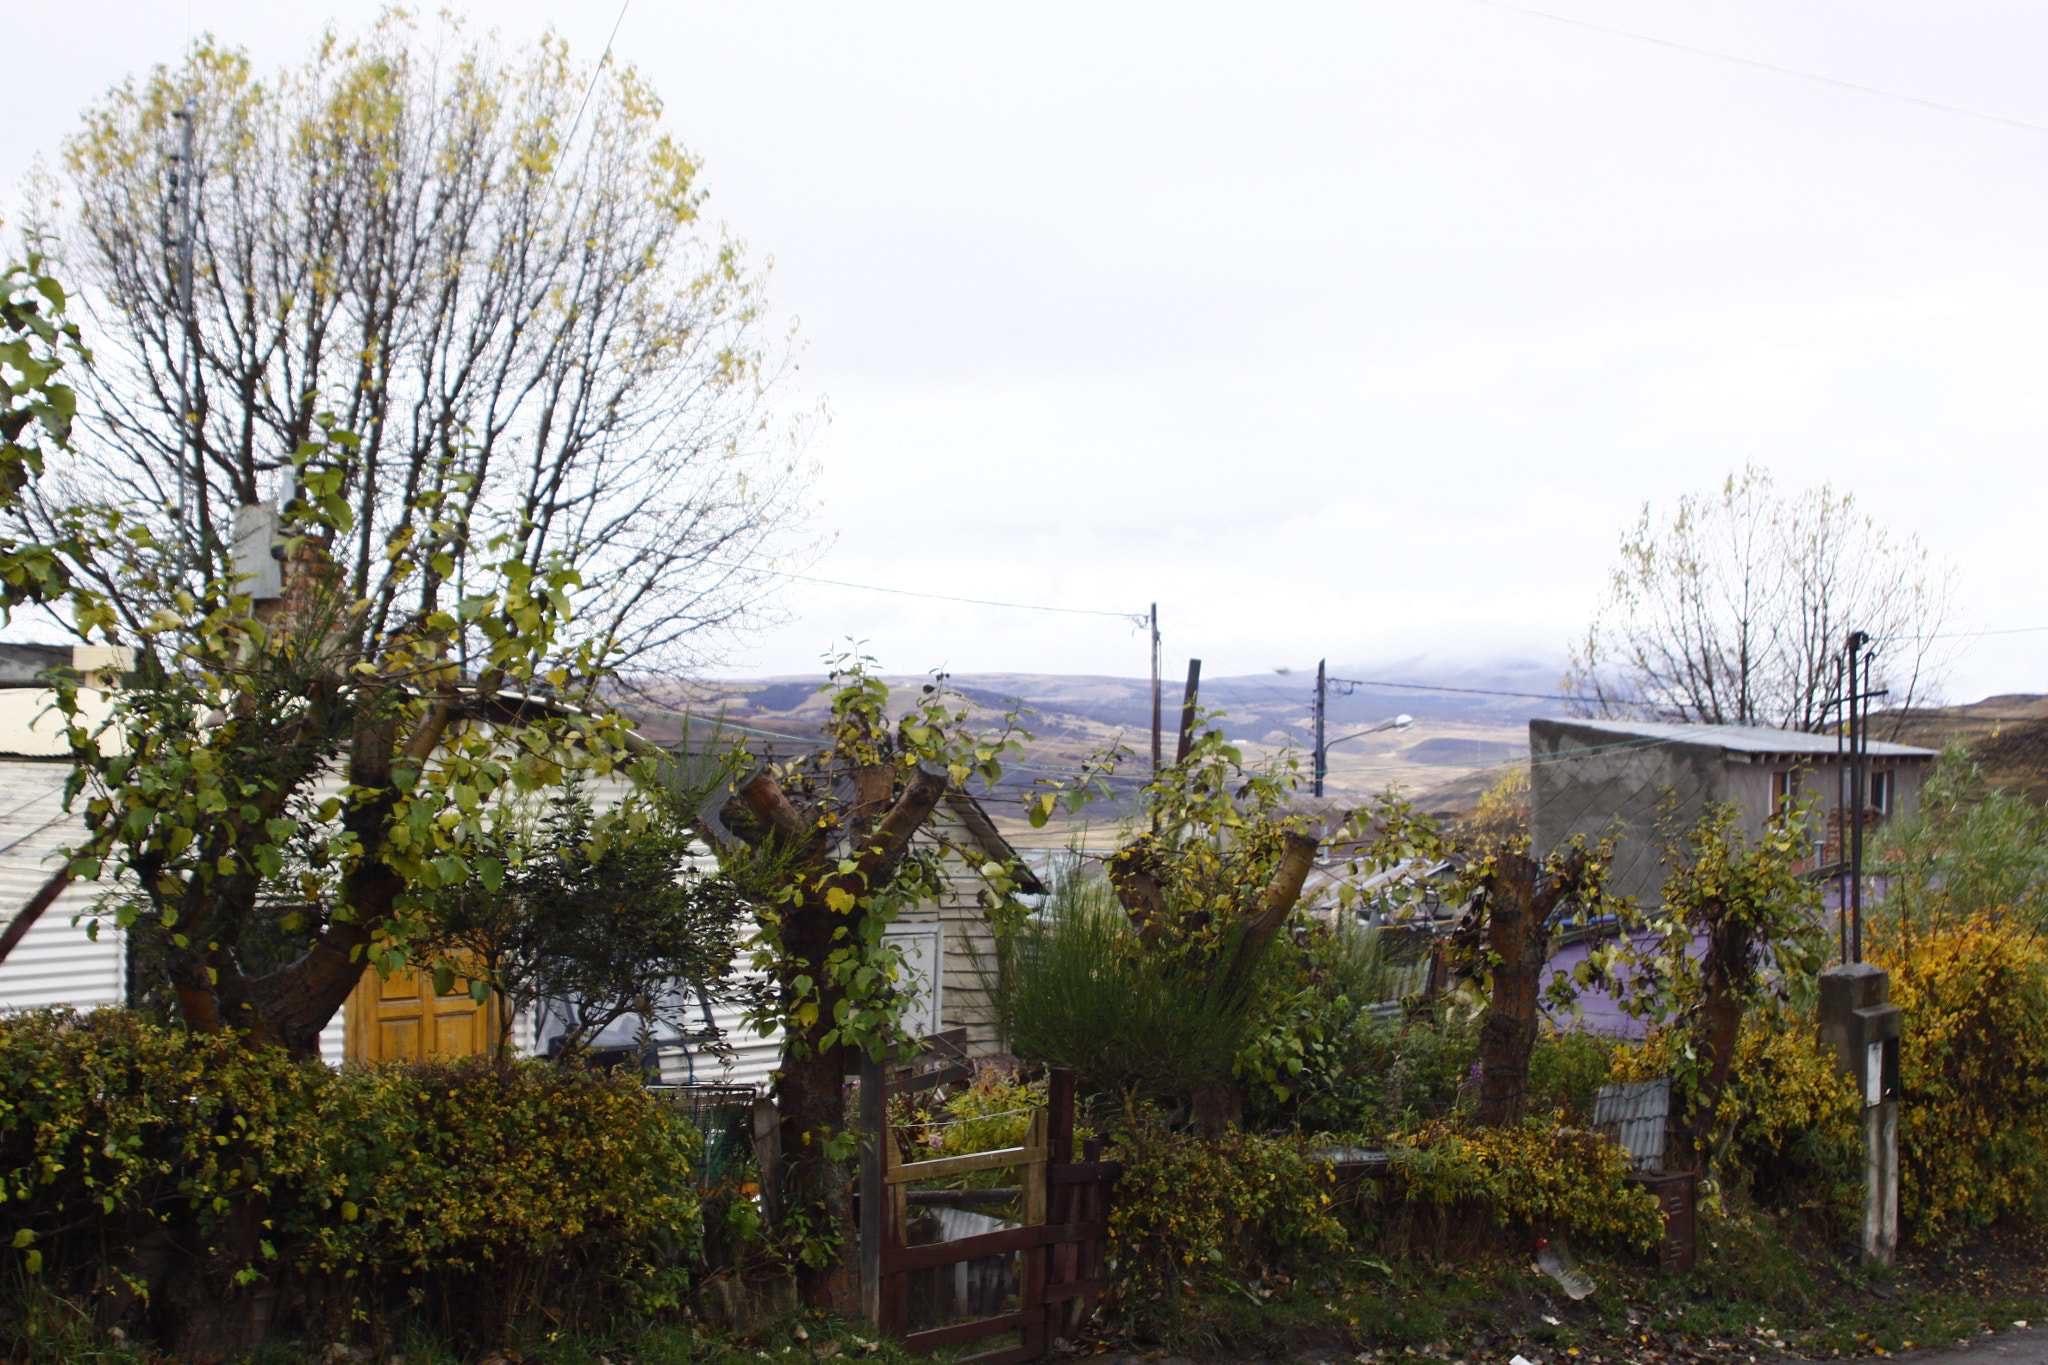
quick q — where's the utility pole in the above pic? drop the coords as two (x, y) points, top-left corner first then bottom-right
(1817, 626), (1899, 1268)
(1313, 659), (1327, 798)
(1847, 629), (1869, 963)
(1173, 659), (1202, 766)
(1149, 603), (1162, 776)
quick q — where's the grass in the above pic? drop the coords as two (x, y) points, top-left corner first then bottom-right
(10, 1212), (2048, 1363)
(1073, 1211), (2048, 1363)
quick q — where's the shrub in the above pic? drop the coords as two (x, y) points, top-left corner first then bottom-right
(1106, 1127), (1347, 1318)
(1872, 912), (2048, 1243)
(988, 875), (1265, 1112)
(1872, 748), (2048, 932)
(1526, 1028), (1615, 1125)
(1610, 1010), (1859, 1226)
(1383, 1117), (1661, 1251)
(0, 1009), (702, 1348)
(1236, 923), (1420, 1131)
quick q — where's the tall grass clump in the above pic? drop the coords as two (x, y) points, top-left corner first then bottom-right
(984, 867), (1267, 1117)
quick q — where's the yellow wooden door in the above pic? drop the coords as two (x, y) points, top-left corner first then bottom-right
(344, 959), (499, 1064)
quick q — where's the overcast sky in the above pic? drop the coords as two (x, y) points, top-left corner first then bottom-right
(9, 1), (2046, 700)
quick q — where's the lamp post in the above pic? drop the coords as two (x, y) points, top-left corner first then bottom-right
(1312, 708), (1413, 797)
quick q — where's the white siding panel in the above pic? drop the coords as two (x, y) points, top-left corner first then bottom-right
(318, 1017), (347, 1068)
(0, 761), (122, 1014)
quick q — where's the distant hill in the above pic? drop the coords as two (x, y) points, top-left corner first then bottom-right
(621, 672), (2048, 833)
(617, 656), (1573, 844)
(1879, 695), (2048, 805)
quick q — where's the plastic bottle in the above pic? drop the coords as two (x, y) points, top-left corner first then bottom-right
(1534, 1236), (1596, 1300)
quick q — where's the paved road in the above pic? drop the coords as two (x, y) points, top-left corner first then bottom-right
(1895, 1325), (2048, 1363)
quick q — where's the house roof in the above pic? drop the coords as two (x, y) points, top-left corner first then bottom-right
(941, 792), (1047, 896)
(1532, 717), (1937, 760)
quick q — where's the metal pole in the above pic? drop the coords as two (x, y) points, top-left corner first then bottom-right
(1843, 654), (1859, 965)
(169, 101), (193, 533)
(1848, 631), (1869, 964)
(1313, 659), (1327, 798)
(166, 97), (202, 559)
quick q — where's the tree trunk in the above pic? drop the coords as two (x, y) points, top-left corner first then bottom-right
(1673, 916), (1749, 1172)
(152, 1194), (278, 1363)
(771, 887), (860, 1311)
(714, 761), (951, 1311)
(1475, 852), (1542, 1128)
(1473, 847), (1587, 1128)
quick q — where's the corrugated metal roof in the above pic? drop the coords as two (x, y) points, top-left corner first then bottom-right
(1593, 1079), (1671, 1171)
(1534, 718), (1935, 759)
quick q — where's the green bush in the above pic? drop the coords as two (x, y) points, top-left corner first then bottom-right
(1383, 1116), (1661, 1251)
(1106, 1126), (1348, 1327)
(1873, 913), (2048, 1243)
(0, 1009), (703, 1348)
(988, 874), (1266, 1110)
(1526, 1028), (1616, 1125)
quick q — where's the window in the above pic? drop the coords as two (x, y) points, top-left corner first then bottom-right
(1870, 770), (1892, 816)
(1771, 770), (1793, 818)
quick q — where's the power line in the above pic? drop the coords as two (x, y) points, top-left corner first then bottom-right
(566, 1), (633, 151)
(695, 557), (1147, 623)
(1910, 624), (2048, 640)
(1328, 676), (1606, 704)
(1463, 0), (2048, 138)
(600, 536), (1146, 624)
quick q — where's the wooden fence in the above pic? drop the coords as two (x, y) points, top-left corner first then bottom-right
(860, 1066), (1118, 1364)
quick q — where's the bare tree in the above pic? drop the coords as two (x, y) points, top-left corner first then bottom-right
(1565, 465), (1954, 734)
(22, 14), (808, 675)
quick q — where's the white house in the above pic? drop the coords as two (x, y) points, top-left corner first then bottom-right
(0, 646), (1037, 1094)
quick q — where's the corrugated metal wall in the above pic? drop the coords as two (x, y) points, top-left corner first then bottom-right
(0, 763), (123, 1011)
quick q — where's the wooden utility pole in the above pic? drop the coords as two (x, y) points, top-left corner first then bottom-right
(1149, 604), (1162, 776)
(1313, 659), (1327, 798)
(1173, 659), (1202, 765)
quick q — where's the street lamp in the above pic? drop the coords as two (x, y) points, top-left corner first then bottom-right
(1312, 711), (1413, 797)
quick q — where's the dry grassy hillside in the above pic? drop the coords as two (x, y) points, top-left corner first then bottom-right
(618, 671), (1543, 850)
(1879, 695), (2048, 804)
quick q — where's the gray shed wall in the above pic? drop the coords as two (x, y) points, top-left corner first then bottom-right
(1530, 720), (1722, 909)
(1530, 719), (1933, 911)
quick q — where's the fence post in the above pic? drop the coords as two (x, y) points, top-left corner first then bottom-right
(1044, 1068), (1076, 1339)
(750, 1095), (782, 1227)
(859, 1054), (884, 1326)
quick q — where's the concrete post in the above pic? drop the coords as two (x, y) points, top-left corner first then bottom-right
(1818, 962), (1900, 1266)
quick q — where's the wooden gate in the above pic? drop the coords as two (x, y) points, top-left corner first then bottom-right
(863, 1067), (1118, 1364)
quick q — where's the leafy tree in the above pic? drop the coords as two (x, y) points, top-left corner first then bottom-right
(411, 779), (754, 1058)
(23, 13), (808, 678)
(1872, 746), (2048, 936)
(0, 257), (115, 628)
(1452, 839), (1610, 1128)
(699, 657), (1055, 1309)
(1616, 801), (1826, 1173)
(1565, 465), (1953, 734)
(60, 423), (640, 1060)
(5, 253), (658, 1358)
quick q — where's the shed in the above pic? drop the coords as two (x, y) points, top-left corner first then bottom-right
(1529, 717), (1938, 910)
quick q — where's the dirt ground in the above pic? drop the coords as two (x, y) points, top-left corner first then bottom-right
(1894, 1322), (2048, 1362)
